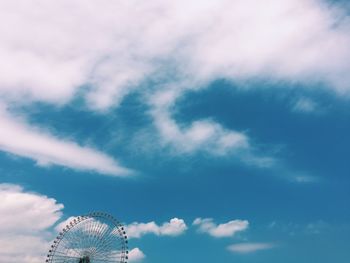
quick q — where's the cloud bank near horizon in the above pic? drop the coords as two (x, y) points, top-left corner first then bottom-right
(0, 184), (63, 263)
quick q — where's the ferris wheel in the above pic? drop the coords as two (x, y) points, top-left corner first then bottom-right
(46, 212), (129, 263)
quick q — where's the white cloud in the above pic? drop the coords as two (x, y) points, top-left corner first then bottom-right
(1, 0), (350, 161)
(292, 97), (319, 113)
(294, 175), (319, 183)
(305, 221), (329, 235)
(159, 218), (188, 236)
(149, 89), (250, 155)
(0, 184), (154, 262)
(127, 218), (188, 238)
(1, 0), (349, 108)
(153, 110), (248, 155)
(0, 107), (132, 176)
(227, 242), (275, 253)
(0, 184), (64, 263)
(128, 248), (146, 262)
(193, 218), (249, 238)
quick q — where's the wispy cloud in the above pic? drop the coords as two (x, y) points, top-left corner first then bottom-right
(292, 97), (319, 113)
(293, 174), (319, 183)
(1, 0), (349, 170)
(0, 107), (132, 176)
(193, 218), (249, 238)
(227, 242), (275, 254)
(151, 90), (249, 155)
(127, 218), (188, 238)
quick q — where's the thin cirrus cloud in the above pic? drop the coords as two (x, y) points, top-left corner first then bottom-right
(193, 218), (249, 238)
(0, 183), (64, 263)
(126, 218), (188, 238)
(1, 0), (350, 166)
(292, 97), (319, 113)
(0, 107), (132, 176)
(227, 242), (275, 254)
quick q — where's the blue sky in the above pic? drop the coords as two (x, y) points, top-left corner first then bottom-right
(0, 0), (350, 262)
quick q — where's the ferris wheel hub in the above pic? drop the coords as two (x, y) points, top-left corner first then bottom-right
(79, 256), (90, 263)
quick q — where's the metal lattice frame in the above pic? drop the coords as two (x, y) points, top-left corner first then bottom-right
(46, 212), (129, 263)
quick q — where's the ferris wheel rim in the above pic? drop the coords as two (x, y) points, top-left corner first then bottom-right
(46, 211), (129, 263)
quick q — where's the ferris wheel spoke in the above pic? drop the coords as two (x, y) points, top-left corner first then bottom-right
(78, 223), (94, 253)
(52, 259), (76, 263)
(59, 227), (83, 251)
(93, 248), (122, 260)
(83, 219), (103, 254)
(91, 233), (122, 256)
(65, 219), (91, 253)
(89, 219), (107, 254)
(92, 238), (123, 258)
(93, 253), (122, 261)
(55, 236), (84, 257)
(73, 221), (92, 249)
(91, 231), (116, 254)
(101, 227), (123, 246)
(51, 254), (82, 263)
(55, 249), (81, 258)
(93, 247), (123, 258)
(74, 221), (96, 254)
(91, 221), (117, 256)
(98, 227), (125, 251)
(51, 254), (81, 259)
(93, 257), (124, 263)
(55, 244), (82, 258)
(56, 236), (78, 254)
(47, 212), (128, 263)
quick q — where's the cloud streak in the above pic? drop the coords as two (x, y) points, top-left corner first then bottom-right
(0, 107), (132, 176)
(193, 218), (249, 238)
(227, 242), (275, 253)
